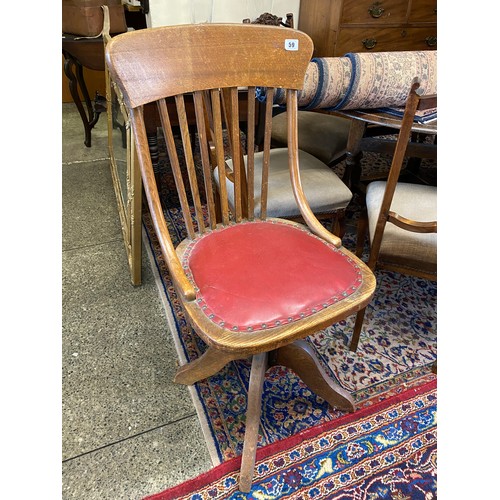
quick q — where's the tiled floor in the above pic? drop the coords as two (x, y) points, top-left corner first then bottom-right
(62, 103), (212, 499)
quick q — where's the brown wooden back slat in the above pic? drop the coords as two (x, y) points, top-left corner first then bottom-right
(157, 98), (196, 238)
(193, 91), (217, 230)
(210, 88), (230, 226)
(221, 88), (243, 222)
(175, 94), (206, 234)
(246, 86), (256, 220)
(259, 87), (274, 220)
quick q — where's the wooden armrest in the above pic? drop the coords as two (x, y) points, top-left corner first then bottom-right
(388, 211), (437, 233)
(287, 91), (342, 247)
(131, 107), (196, 301)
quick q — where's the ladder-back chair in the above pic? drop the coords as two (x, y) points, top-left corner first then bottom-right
(105, 24), (376, 492)
(350, 78), (437, 351)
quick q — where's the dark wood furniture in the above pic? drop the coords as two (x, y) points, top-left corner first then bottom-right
(62, 3), (147, 147)
(62, 34), (107, 147)
(298, 0), (437, 57)
(105, 24), (376, 491)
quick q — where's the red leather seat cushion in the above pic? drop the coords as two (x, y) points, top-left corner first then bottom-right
(183, 221), (362, 332)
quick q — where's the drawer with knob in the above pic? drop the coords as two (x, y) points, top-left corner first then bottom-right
(341, 0), (408, 25)
(335, 26), (437, 55)
(298, 0), (438, 57)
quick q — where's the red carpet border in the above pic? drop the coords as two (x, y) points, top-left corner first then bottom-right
(144, 380), (437, 499)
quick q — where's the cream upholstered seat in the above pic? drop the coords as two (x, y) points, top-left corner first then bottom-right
(271, 111), (351, 166)
(365, 181), (436, 274)
(214, 148), (352, 219)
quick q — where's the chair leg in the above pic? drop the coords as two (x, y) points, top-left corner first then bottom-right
(356, 206), (368, 258)
(331, 210), (346, 238)
(350, 307), (366, 352)
(274, 340), (355, 412)
(174, 346), (240, 385)
(239, 352), (268, 493)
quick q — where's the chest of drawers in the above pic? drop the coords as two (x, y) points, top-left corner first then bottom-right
(298, 0), (437, 57)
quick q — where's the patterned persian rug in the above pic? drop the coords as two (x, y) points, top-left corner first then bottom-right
(144, 380), (437, 499)
(142, 147), (437, 464)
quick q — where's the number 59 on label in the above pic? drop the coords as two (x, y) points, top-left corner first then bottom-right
(285, 39), (299, 51)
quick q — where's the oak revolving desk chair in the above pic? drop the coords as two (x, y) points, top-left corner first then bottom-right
(350, 79), (437, 352)
(105, 24), (376, 491)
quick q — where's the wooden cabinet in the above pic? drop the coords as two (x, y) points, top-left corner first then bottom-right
(298, 0), (437, 57)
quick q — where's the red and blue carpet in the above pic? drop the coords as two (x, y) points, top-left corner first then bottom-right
(144, 380), (436, 499)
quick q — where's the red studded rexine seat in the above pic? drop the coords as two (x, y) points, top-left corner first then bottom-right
(183, 220), (363, 332)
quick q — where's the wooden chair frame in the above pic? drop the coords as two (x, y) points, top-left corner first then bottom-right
(350, 78), (437, 351)
(106, 24), (376, 491)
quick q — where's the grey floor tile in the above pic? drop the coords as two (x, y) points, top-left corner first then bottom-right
(62, 415), (213, 500)
(62, 238), (145, 308)
(62, 103), (109, 164)
(62, 103), (212, 496)
(62, 159), (123, 250)
(62, 241), (197, 460)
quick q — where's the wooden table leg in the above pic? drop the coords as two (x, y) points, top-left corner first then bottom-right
(147, 132), (160, 167)
(63, 50), (104, 147)
(342, 119), (367, 190)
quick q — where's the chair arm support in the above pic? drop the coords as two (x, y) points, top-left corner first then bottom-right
(131, 107), (196, 301)
(388, 211), (437, 233)
(287, 90), (342, 248)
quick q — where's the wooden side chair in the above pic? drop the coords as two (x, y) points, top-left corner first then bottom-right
(349, 78), (437, 352)
(271, 109), (351, 167)
(105, 24), (376, 492)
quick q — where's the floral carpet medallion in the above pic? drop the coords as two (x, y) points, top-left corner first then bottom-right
(143, 195), (437, 463)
